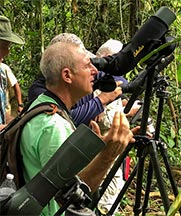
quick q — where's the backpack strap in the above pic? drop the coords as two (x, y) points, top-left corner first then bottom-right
(31, 103), (76, 130)
(1, 102), (75, 135)
(0, 103), (56, 135)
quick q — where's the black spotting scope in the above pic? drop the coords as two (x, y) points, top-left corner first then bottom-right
(91, 6), (176, 76)
(0, 124), (105, 215)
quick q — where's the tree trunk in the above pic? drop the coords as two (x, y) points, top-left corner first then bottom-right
(129, 0), (140, 39)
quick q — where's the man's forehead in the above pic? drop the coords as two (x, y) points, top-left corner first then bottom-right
(73, 46), (90, 63)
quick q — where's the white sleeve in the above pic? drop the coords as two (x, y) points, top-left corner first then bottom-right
(1, 63), (17, 87)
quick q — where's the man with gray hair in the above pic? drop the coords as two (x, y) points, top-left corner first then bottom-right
(28, 33), (123, 127)
(20, 39), (135, 215)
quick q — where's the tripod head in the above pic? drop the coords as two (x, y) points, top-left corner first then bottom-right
(122, 53), (174, 116)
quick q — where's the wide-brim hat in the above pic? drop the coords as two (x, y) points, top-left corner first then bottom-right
(0, 16), (24, 45)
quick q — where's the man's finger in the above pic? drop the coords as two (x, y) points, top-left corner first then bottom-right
(116, 81), (123, 87)
(90, 120), (101, 137)
(119, 112), (130, 128)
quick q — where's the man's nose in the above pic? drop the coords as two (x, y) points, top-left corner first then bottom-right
(91, 63), (98, 75)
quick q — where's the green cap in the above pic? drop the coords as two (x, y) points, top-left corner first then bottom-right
(0, 16), (24, 44)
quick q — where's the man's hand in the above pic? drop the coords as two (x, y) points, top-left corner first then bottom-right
(91, 111), (134, 160)
(79, 112), (135, 192)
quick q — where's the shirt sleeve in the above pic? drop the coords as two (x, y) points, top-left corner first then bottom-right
(71, 96), (104, 126)
(3, 64), (17, 87)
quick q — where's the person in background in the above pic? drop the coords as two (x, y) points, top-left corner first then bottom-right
(0, 58), (23, 115)
(94, 39), (141, 215)
(0, 15), (24, 129)
(95, 39), (141, 133)
(28, 33), (123, 127)
(20, 39), (135, 215)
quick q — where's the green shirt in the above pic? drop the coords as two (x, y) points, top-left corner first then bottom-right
(20, 94), (75, 215)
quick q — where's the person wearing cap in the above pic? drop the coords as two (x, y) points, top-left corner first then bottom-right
(0, 15), (24, 128)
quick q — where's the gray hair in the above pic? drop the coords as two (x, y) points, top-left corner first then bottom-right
(50, 33), (96, 58)
(96, 39), (123, 57)
(40, 33), (86, 87)
(40, 41), (78, 86)
(50, 33), (85, 49)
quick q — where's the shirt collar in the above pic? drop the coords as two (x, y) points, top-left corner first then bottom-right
(44, 90), (70, 114)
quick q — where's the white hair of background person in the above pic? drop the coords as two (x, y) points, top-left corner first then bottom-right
(50, 33), (85, 48)
(50, 33), (96, 59)
(94, 39), (124, 215)
(94, 39), (124, 134)
(96, 39), (123, 57)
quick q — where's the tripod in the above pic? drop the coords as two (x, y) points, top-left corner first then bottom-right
(90, 56), (181, 216)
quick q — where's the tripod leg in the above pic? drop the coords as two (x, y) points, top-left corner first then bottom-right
(89, 143), (133, 210)
(142, 161), (153, 216)
(133, 147), (147, 216)
(107, 163), (138, 216)
(159, 142), (181, 214)
(149, 140), (170, 213)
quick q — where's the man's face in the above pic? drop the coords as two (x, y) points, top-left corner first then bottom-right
(0, 40), (11, 59)
(71, 47), (98, 98)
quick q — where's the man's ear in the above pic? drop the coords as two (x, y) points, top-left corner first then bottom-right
(62, 68), (72, 84)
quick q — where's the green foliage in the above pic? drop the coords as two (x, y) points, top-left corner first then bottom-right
(177, 54), (181, 83)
